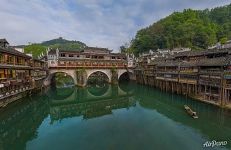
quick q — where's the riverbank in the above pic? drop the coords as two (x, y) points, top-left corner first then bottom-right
(134, 73), (231, 111)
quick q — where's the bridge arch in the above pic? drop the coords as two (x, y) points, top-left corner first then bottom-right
(86, 69), (112, 83)
(118, 69), (134, 81)
(44, 69), (77, 86)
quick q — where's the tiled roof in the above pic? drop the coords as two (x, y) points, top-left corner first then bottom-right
(0, 47), (31, 58)
(197, 56), (230, 66)
(174, 48), (230, 58)
(84, 47), (112, 52)
(148, 55), (231, 67)
(0, 39), (8, 44)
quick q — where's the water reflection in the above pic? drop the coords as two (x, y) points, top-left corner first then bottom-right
(48, 83), (135, 122)
(48, 86), (75, 100)
(0, 94), (49, 150)
(0, 82), (231, 150)
(87, 83), (109, 97)
(134, 84), (231, 149)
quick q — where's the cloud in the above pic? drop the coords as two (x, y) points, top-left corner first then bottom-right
(0, 0), (230, 52)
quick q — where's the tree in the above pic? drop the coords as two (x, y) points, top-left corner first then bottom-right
(128, 3), (231, 54)
(120, 46), (126, 53)
(24, 44), (47, 58)
(220, 37), (228, 45)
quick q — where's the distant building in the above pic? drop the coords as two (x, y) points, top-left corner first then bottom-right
(222, 40), (231, 49)
(170, 47), (191, 54)
(47, 48), (59, 68)
(46, 46), (127, 68)
(14, 47), (24, 53)
(208, 40), (231, 50)
(126, 53), (136, 68)
(0, 39), (9, 48)
(138, 47), (191, 65)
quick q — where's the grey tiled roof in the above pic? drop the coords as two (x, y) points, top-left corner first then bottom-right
(0, 47), (31, 58)
(0, 39), (8, 43)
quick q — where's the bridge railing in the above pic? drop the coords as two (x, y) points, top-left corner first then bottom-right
(55, 60), (127, 68)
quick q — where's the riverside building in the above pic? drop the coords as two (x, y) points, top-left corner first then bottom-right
(0, 39), (47, 107)
(135, 48), (231, 108)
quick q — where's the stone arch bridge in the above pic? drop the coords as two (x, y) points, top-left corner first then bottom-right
(44, 68), (135, 87)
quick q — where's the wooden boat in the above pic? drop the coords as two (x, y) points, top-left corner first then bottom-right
(184, 105), (198, 119)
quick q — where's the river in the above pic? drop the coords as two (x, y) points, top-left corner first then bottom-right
(0, 81), (231, 150)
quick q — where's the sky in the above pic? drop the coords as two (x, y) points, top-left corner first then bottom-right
(0, 0), (231, 52)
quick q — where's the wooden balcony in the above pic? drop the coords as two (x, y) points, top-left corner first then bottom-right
(178, 78), (197, 84)
(156, 77), (165, 80)
(0, 85), (33, 100)
(155, 76), (178, 82)
(0, 60), (32, 69)
(199, 80), (221, 87)
(225, 84), (231, 89)
(199, 70), (222, 76)
(165, 78), (178, 82)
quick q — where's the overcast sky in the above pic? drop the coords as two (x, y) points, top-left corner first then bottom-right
(0, 0), (230, 52)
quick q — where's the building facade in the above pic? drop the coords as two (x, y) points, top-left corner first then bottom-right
(0, 39), (47, 107)
(47, 47), (128, 69)
(135, 48), (231, 108)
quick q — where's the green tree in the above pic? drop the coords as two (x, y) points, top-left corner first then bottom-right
(220, 37), (228, 44)
(24, 44), (47, 58)
(128, 3), (231, 54)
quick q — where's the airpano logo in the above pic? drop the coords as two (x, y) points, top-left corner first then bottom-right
(203, 140), (227, 148)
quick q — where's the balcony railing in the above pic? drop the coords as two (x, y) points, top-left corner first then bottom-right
(199, 70), (222, 75)
(55, 61), (127, 68)
(178, 78), (197, 84)
(0, 60), (31, 67)
(199, 80), (221, 87)
(0, 77), (33, 98)
(0, 85), (33, 100)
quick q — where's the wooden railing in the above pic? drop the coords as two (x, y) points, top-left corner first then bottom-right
(199, 80), (221, 86)
(179, 78), (197, 84)
(0, 84), (33, 100)
(56, 61), (127, 68)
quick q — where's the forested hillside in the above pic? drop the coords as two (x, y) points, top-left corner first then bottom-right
(129, 4), (231, 55)
(24, 37), (86, 58)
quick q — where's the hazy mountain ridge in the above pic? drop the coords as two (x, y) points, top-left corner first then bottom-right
(23, 37), (86, 58)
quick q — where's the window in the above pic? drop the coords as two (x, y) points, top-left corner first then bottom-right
(86, 55), (90, 58)
(0, 69), (5, 78)
(112, 56), (115, 59)
(69, 54), (74, 57)
(60, 53), (65, 57)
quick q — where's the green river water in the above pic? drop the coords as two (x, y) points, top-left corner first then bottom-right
(0, 81), (231, 150)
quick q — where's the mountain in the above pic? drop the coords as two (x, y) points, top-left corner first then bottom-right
(41, 37), (86, 50)
(24, 37), (86, 58)
(128, 4), (231, 55)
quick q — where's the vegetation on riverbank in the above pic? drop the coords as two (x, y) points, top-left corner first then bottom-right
(125, 4), (231, 55)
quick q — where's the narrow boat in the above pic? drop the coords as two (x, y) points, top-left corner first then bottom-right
(184, 105), (198, 119)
